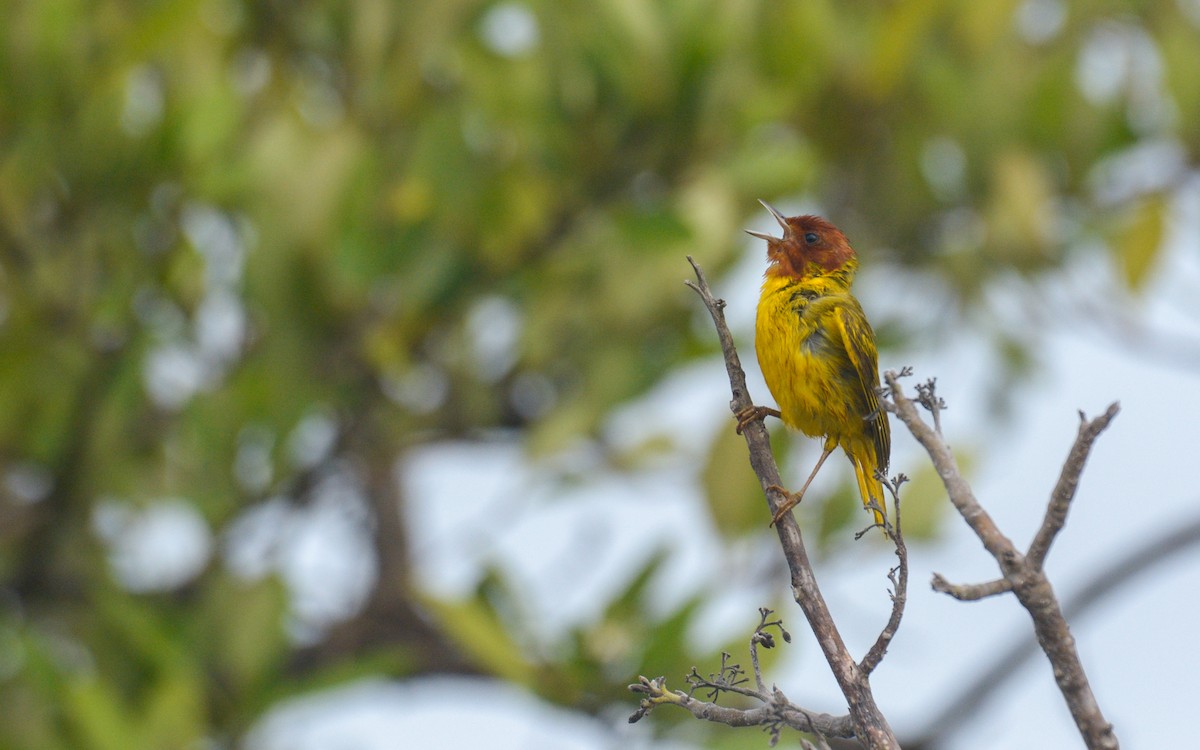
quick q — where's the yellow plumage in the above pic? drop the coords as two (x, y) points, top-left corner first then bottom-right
(745, 203), (890, 528)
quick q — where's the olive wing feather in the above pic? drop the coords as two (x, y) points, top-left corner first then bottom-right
(832, 301), (890, 472)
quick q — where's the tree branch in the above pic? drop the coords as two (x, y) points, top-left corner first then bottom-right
(749, 607), (791, 695)
(681, 257), (900, 748)
(909, 509), (1200, 749)
(930, 574), (1011, 601)
(860, 474), (909, 676)
(884, 372), (1120, 750)
(629, 675), (856, 739)
(1028, 404), (1121, 569)
(882, 373), (1015, 562)
(630, 610), (852, 745)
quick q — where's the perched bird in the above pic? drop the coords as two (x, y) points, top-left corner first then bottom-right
(739, 201), (890, 529)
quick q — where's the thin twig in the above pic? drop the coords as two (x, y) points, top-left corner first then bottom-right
(914, 378), (946, 437)
(685, 655), (762, 702)
(860, 474), (909, 676)
(883, 373), (1015, 560)
(750, 607), (791, 695)
(628, 675), (855, 736)
(1027, 404), (1121, 569)
(628, 612), (851, 743)
(930, 574), (1011, 601)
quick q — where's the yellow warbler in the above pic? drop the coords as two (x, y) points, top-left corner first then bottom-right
(740, 201), (890, 528)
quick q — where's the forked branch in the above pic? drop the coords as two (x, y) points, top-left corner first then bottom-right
(883, 372), (1120, 750)
(629, 609), (854, 746)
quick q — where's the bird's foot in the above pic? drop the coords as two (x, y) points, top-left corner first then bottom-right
(767, 484), (804, 527)
(735, 405), (782, 434)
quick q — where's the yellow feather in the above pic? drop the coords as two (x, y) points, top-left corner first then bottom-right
(754, 247), (890, 527)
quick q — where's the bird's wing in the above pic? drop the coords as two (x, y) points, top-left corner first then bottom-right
(832, 301), (890, 472)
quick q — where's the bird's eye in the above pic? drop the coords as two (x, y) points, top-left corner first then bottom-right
(804, 232), (819, 244)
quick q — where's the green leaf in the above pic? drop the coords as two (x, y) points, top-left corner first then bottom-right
(62, 675), (139, 750)
(605, 547), (669, 621)
(897, 448), (973, 540)
(418, 589), (536, 688)
(135, 669), (205, 750)
(1115, 195), (1166, 293)
(815, 480), (860, 547)
(866, 0), (944, 97)
(986, 148), (1056, 265)
(202, 574), (289, 696)
(634, 593), (704, 682)
(701, 422), (768, 537)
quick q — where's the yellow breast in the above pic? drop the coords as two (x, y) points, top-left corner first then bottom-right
(754, 275), (860, 441)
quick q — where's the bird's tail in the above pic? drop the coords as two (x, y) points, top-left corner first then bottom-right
(851, 453), (888, 530)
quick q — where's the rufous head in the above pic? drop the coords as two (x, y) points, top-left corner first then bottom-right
(747, 200), (856, 278)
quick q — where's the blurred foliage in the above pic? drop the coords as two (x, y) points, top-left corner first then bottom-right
(1, 0), (1197, 747)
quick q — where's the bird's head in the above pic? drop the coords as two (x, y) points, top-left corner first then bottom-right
(747, 200), (856, 278)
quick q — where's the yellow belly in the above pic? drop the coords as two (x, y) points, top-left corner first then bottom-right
(754, 279), (860, 445)
(753, 273), (889, 524)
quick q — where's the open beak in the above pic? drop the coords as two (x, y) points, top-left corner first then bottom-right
(744, 229), (777, 241)
(759, 199), (790, 232)
(744, 199), (790, 242)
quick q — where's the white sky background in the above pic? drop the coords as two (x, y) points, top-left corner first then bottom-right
(247, 183), (1200, 749)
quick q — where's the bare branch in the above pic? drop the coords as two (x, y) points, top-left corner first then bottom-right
(629, 614), (853, 745)
(860, 474), (909, 676)
(686, 652), (761, 702)
(883, 372), (1016, 561)
(630, 674), (857, 738)
(883, 371), (1120, 750)
(1027, 403), (1121, 569)
(930, 574), (1012, 601)
(910, 510), (1200, 749)
(914, 378), (947, 437)
(750, 607), (792, 695)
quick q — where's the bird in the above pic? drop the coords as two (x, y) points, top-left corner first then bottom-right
(738, 200), (890, 529)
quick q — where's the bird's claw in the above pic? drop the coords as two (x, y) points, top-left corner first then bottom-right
(767, 484), (803, 526)
(735, 405), (782, 434)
